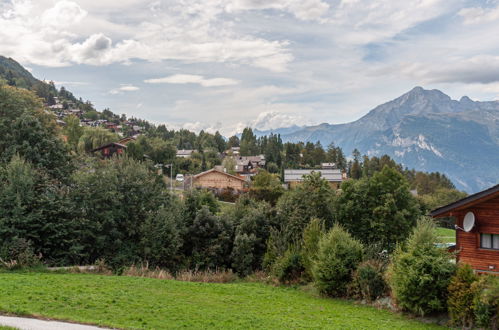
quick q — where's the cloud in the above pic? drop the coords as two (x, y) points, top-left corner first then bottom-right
(41, 0), (87, 27)
(225, 0), (330, 21)
(109, 84), (140, 94)
(144, 74), (239, 87)
(250, 110), (307, 130)
(458, 5), (499, 25)
(400, 55), (499, 84)
(0, 0), (294, 71)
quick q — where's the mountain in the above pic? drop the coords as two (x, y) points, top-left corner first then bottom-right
(266, 87), (499, 193)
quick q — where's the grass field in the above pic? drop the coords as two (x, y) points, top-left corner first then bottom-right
(436, 227), (456, 244)
(0, 272), (443, 329)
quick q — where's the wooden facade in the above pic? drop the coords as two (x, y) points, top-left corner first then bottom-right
(431, 185), (499, 275)
(193, 169), (247, 191)
(91, 142), (127, 158)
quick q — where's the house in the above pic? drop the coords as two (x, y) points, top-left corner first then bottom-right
(284, 168), (344, 189)
(190, 168), (248, 192)
(91, 142), (127, 158)
(224, 146), (240, 156)
(176, 149), (196, 158)
(235, 155), (266, 176)
(430, 184), (499, 275)
(105, 122), (118, 131)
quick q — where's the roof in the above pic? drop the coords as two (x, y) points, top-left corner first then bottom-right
(430, 184), (499, 218)
(176, 149), (195, 156)
(194, 168), (246, 182)
(91, 142), (127, 152)
(284, 169), (343, 182)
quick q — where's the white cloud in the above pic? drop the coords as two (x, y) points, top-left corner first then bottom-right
(41, 0), (87, 27)
(250, 110), (307, 130)
(458, 5), (499, 25)
(225, 0), (330, 21)
(0, 0), (294, 71)
(109, 84), (140, 94)
(399, 55), (499, 84)
(144, 74), (239, 87)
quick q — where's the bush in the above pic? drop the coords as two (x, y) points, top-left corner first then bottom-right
(0, 237), (41, 269)
(301, 218), (324, 281)
(447, 263), (478, 327)
(349, 260), (388, 302)
(312, 224), (364, 297)
(272, 247), (305, 284)
(231, 233), (256, 276)
(472, 275), (499, 329)
(387, 217), (456, 316)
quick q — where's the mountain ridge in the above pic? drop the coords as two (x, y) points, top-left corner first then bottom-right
(255, 87), (499, 193)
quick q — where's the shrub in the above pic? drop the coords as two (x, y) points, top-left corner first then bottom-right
(175, 269), (238, 283)
(349, 259), (388, 302)
(447, 263), (478, 327)
(472, 275), (499, 329)
(272, 247), (305, 284)
(231, 233), (256, 276)
(387, 217), (456, 316)
(301, 218), (324, 281)
(312, 224), (364, 297)
(0, 238), (41, 269)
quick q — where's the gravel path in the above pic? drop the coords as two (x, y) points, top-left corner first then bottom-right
(0, 316), (111, 330)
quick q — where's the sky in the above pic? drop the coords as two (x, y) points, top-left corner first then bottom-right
(2, 0), (499, 135)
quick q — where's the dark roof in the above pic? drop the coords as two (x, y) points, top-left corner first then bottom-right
(91, 142), (127, 152)
(430, 184), (499, 217)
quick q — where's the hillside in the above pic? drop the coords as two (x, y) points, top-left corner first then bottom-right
(257, 87), (499, 193)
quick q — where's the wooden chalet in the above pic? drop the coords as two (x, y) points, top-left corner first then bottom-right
(91, 142), (127, 158)
(191, 168), (248, 192)
(431, 184), (499, 275)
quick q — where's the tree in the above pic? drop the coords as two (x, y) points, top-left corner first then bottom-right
(214, 131), (227, 153)
(335, 166), (420, 251)
(249, 170), (284, 205)
(71, 156), (172, 268)
(77, 127), (118, 153)
(313, 224), (364, 297)
(0, 84), (72, 181)
(387, 217), (456, 316)
(276, 172), (335, 243)
(63, 115), (84, 152)
(240, 127), (259, 156)
(227, 135), (240, 148)
(0, 156), (78, 265)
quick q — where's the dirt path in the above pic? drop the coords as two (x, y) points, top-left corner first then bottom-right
(0, 316), (111, 330)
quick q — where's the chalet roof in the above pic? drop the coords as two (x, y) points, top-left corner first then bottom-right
(194, 168), (246, 182)
(430, 184), (499, 218)
(176, 149), (196, 156)
(284, 169), (343, 182)
(236, 156), (265, 165)
(91, 142), (127, 152)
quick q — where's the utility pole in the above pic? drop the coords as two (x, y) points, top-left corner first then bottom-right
(165, 163), (173, 191)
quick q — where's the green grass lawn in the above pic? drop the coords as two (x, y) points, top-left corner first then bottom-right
(0, 272), (443, 329)
(435, 227), (456, 244)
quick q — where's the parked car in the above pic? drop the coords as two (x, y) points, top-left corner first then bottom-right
(176, 174), (184, 182)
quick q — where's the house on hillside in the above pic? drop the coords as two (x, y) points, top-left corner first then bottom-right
(91, 142), (127, 158)
(284, 168), (344, 189)
(176, 149), (196, 158)
(189, 168), (248, 192)
(235, 155), (265, 177)
(431, 184), (499, 275)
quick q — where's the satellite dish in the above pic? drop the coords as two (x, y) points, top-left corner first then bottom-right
(463, 212), (475, 232)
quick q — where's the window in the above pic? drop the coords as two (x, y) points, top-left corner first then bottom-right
(480, 233), (499, 250)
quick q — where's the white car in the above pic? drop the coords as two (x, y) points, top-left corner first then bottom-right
(175, 174), (184, 182)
